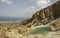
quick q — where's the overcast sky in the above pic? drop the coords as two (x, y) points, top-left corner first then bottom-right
(0, 0), (58, 18)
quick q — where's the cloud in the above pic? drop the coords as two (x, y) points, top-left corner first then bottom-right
(19, 6), (36, 17)
(0, 6), (36, 17)
(37, 0), (50, 4)
(21, 6), (35, 12)
(0, 0), (13, 4)
(31, 0), (51, 8)
(32, 0), (51, 4)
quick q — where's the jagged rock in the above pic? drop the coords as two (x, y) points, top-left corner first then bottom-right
(52, 1), (60, 19)
(20, 1), (60, 25)
(32, 1), (60, 25)
(20, 18), (33, 25)
(49, 18), (60, 31)
(26, 23), (32, 28)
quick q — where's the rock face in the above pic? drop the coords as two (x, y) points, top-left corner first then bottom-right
(49, 18), (60, 31)
(20, 18), (33, 25)
(32, 1), (60, 25)
(32, 6), (54, 25)
(52, 1), (60, 19)
(21, 1), (60, 25)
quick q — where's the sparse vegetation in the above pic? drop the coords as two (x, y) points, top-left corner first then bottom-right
(30, 27), (51, 35)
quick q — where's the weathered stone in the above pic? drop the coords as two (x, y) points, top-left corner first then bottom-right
(49, 18), (60, 31)
(20, 1), (60, 25)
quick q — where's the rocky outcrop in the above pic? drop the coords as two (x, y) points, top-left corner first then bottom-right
(32, 1), (60, 25)
(20, 18), (33, 25)
(21, 1), (60, 25)
(52, 1), (60, 19)
(49, 18), (60, 31)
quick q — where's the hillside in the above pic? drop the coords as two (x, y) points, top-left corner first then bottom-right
(0, 1), (60, 38)
(21, 1), (60, 25)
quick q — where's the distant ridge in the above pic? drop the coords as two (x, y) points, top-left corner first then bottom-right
(0, 17), (25, 21)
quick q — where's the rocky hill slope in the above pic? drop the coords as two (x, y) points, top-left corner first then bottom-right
(21, 1), (60, 25)
(0, 1), (60, 38)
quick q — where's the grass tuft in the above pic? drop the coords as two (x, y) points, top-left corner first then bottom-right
(30, 27), (51, 35)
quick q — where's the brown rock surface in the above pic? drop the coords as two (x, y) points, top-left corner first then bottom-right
(21, 1), (60, 25)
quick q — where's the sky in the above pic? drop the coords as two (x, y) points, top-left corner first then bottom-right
(0, 0), (59, 18)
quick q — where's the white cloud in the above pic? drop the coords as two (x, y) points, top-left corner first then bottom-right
(37, 0), (50, 4)
(0, 6), (36, 17)
(31, 0), (51, 8)
(22, 6), (35, 12)
(0, 0), (13, 4)
(19, 6), (36, 17)
(32, 0), (51, 4)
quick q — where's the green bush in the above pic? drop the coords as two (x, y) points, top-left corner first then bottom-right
(30, 27), (51, 35)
